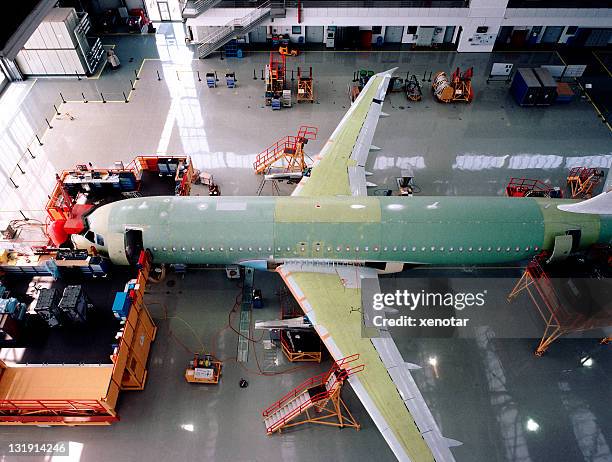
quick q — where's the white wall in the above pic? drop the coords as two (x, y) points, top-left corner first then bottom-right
(186, 6), (612, 53)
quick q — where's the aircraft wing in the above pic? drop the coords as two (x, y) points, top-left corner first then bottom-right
(292, 69), (395, 198)
(277, 263), (459, 462)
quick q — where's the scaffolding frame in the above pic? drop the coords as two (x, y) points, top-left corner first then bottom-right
(567, 167), (604, 199)
(280, 330), (322, 363)
(507, 255), (611, 356)
(297, 66), (314, 103)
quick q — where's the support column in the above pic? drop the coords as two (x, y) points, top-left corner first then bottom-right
(458, 0), (508, 53)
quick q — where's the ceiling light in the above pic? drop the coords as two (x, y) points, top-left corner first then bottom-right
(526, 418), (539, 432)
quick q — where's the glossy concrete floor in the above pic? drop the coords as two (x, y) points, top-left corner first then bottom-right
(0, 23), (610, 462)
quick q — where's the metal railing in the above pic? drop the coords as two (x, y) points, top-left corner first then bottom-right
(182, 0), (224, 17)
(197, 1), (271, 57)
(217, 0), (468, 7)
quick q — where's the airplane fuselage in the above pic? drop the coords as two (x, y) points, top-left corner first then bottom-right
(75, 195), (612, 268)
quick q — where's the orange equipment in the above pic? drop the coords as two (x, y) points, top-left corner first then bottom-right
(253, 125), (318, 174)
(567, 167), (604, 199)
(262, 354), (364, 434)
(432, 66), (474, 103)
(279, 45), (298, 57)
(185, 353), (222, 384)
(265, 52), (287, 106)
(507, 254), (612, 356)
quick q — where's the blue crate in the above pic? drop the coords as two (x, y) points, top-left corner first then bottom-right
(112, 292), (131, 319)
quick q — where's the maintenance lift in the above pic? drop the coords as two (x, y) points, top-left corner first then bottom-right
(297, 67), (314, 103)
(265, 52), (287, 108)
(263, 354), (364, 434)
(253, 125), (318, 175)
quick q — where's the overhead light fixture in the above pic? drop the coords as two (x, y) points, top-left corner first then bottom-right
(181, 424), (195, 432)
(350, 204), (366, 209)
(428, 356), (438, 367)
(387, 204), (403, 210)
(581, 356), (593, 367)
(526, 418), (539, 432)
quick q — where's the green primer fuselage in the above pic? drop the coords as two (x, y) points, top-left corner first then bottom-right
(88, 195), (611, 266)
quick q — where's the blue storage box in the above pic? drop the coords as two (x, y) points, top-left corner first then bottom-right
(112, 292), (131, 318)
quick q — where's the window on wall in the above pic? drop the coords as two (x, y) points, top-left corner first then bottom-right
(292, 26), (302, 35)
(407, 26), (418, 35)
(372, 26), (383, 34)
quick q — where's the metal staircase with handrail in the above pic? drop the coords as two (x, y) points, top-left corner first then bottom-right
(196, 1), (271, 59)
(182, 0), (224, 18)
(253, 125), (318, 174)
(262, 354), (364, 434)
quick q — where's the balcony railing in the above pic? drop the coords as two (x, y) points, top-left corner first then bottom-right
(216, 0), (468, 7)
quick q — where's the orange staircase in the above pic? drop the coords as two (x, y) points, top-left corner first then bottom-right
(253, 125), (318, 174)
(262, 354), (363, 434)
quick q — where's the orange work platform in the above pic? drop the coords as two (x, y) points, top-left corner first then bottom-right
(253, 126), (318, 174)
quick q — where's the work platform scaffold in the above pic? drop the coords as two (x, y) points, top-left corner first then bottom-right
(507, 255), (612, 356)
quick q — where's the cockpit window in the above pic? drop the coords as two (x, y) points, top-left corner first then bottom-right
(95, 234), (105, 246)
(85, 231), (95, 242)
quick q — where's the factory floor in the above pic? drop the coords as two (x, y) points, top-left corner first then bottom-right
(0, 23), (610, 462)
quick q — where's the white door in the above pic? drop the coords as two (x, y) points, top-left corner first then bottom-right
(249, 26), (267, 43)
(384, 26), (403, 43)
(416, 27), (435, 47)
(158, 2), (171, 21)
(305, 26), (324, 43)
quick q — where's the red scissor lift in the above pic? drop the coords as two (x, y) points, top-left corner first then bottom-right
(507, 255), (612, 356)
(265, 51), (287, 106)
